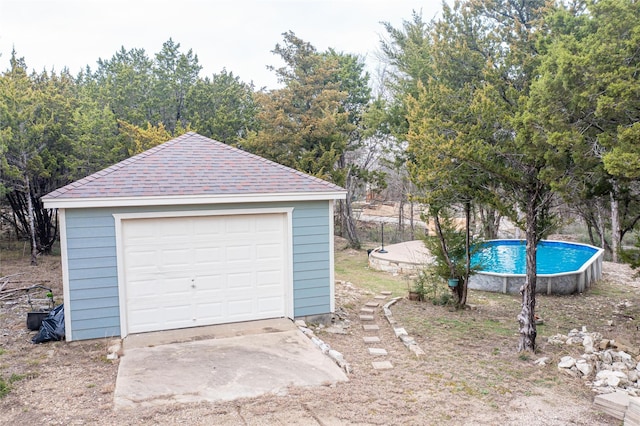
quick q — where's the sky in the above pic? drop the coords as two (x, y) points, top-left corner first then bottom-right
(0, 0), (442, 89)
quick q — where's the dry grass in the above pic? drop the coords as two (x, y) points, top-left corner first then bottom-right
(0, 239), (637, 424)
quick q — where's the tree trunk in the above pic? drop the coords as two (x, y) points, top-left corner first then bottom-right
(610, 183), (620, 263)
(342, 169), (360, 249)
(517, 195), (538, 352)
(458, 201), (471, 307)
(24, 173), (38, 266)
(433, 213), (456, 278)
(596, 200), (606, 249)
(479, 206), (501, 239)
(409, 200), (415, 240)
(398, 197), (405, 241)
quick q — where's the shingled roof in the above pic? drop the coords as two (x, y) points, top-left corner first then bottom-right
(43, 132), (345, 208)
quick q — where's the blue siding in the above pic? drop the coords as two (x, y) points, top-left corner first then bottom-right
(64, 208), (119, 340)
(63, 200), (334, 340)
(291, 202), (331, 317)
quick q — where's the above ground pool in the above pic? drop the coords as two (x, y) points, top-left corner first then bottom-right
(468, 239), (604, 295)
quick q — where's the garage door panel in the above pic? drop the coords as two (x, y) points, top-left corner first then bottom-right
(162, 248), (192, 267)
(127, 249), (158, 268)
(225, 216), (253, 233)
(227, 272), (254, 289)
(226, 245), (253, 262)
(123, 213), (287, 334)
(194, 303), (224, 321)
(227, 299), (253, 316)
(255, 270), (282, 286)
(256, 244), (282, 260)
(258, 296), (284, 313)
(194, 247), (222, 264)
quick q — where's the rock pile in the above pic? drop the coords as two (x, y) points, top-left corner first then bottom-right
(552, 326), (640, 396)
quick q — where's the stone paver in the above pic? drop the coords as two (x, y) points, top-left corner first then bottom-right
(363, 336), (380, 343)
(362, 324), (380, 331)
(360, 308), (374, 314)
(359, 315), (374, 321)
(371, 361), (393, 370)
(380, 291), (392, 296)
(365, 302), (379, 307)
(374, 295), (387, 300)
(368, 348), (388, 356)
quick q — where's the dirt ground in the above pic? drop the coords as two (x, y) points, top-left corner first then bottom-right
(0, 248), (637, 425)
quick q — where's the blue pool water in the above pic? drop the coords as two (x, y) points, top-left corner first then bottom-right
(472, 240), (599, 275)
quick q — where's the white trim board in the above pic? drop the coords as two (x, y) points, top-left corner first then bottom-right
(43, 191), (346, 209)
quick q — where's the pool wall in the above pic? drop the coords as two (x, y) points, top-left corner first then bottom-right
(468, 240), (605, 295)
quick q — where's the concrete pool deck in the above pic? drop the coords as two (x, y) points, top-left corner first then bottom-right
(368, 240), (433, 275)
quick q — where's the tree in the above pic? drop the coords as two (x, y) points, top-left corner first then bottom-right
(185, 69), (258, 144)
(242, 32), (351, 178)
(91, 47), (156, 127)
(384, 1), (557, 350)
(241, 32), (373, 248)
(116, 120), (178, 156)
(0, 52), (77, 262)
(153, 38), (202, 132)
(529, 0), (640, 263)
(69, 90), (120, 178)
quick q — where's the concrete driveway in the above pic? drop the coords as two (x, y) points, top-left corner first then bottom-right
(114, 318), (348, 409)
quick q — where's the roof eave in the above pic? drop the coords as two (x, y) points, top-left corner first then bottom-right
(42, 191), (347, 209)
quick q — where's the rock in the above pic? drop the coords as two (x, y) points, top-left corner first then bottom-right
(107, 343), (121, 355)
(294, 319), (307, 328)
(560, 368), (580, 378)
(629, 370), (639, 383)
(617, 340), (640, 357)
(534, 357), (551, 366)
(393, 327), (408, 337)
(619, 350), (633, 361)
(596, 370), (629, 387)
(576, 360), (593, 377)
(603, 350), (614, 365)
(593, 386), (617, 395)
(328, 349), (344, 363)
(298, 326), (314, 336)
(567, 336), (584, 345)
(559, 356), (576, 369)
(600, 339), (611, 350)
(613, 362), (629, 373)
(548, 334), (567, 345)
(311, 336), (331, 354)
(583, 335), (594, 353)
(399, 335), (415, 346)
(582, 353), (599, 362)
(106, 352), (118, 360)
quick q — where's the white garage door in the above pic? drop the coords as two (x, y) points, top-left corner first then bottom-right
(121, 213), (287, 334)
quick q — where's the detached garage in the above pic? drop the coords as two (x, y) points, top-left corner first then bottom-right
(43, 132), (346, 341)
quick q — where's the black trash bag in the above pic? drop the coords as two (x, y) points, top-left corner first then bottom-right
(32, 304), (65, 344)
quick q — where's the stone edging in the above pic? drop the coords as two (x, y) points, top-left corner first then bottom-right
(383, 297), (426, 358)
(295, 319), (351, 374)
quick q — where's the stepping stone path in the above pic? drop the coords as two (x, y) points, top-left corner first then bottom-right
(359, 290), (427, 370)
(361, 291), (394, 370)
